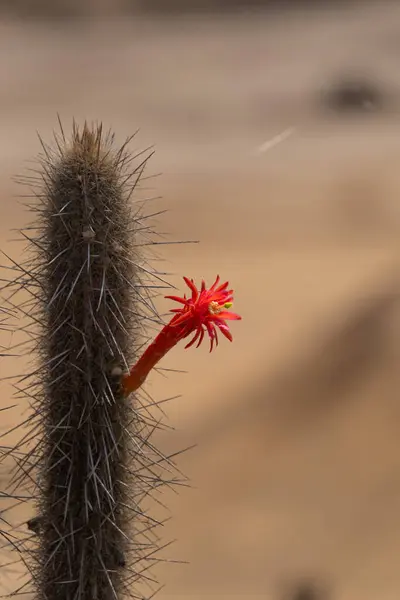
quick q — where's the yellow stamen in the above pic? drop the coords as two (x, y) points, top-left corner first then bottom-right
(209, 300), (233, 315)
(208, 301), (223, 315)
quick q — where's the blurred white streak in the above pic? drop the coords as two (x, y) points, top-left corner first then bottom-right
(257, 126), (296, 155)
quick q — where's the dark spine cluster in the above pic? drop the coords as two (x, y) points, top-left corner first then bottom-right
(1, 122), (183, 600)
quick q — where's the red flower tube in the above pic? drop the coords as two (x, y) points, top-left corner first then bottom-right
(122, 275), (241, 396)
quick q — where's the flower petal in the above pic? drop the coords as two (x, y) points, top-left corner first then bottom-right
(214, 280), (230, 294)
(183, 276), (199, 301)
(196, 327), (205, 348)
(215, 311), (242, 321)
(209, 275), (220, 292)
(205, 321), (217, 352)
(213, 290), (233, 304)
(169, 312), (192, 327)
(214, 321), (233, 342)
(165, 295), (188, 305)
(185, 327), (202, 349)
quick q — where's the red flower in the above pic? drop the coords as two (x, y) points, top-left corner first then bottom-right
(166, 275), (241, 351)
(122, 275), (241, 396)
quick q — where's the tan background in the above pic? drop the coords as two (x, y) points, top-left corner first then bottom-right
(2, 2), (400, 599)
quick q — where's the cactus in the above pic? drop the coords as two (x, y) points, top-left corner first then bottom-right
(1, 121), (184, 600)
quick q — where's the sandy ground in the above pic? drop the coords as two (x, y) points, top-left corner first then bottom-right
(2, 3), (400, 599)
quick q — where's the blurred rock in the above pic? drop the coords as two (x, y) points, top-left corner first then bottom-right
(320, 76), (384, 113)
(284, 579), (329, 600)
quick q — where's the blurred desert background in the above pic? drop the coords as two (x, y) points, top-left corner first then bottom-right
(2, 1), (400, 599)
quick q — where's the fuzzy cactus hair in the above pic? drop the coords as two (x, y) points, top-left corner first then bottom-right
(0, 120), (187, 600)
